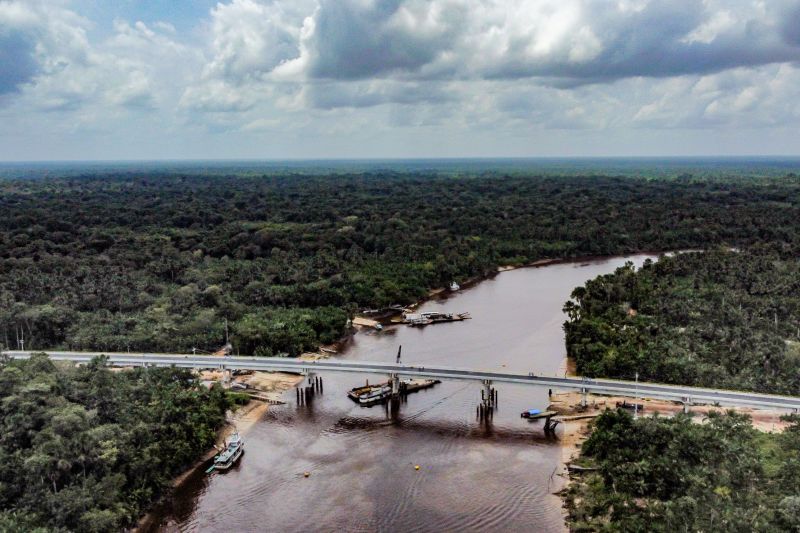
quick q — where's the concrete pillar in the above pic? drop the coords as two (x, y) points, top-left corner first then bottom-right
(683, 397), (692, 414)
(483, 380), (493, 407)
(581, 387), (588, 408)
(390, 373), (400, 397)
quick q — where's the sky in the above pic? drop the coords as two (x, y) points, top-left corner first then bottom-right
(1, 0), (800, 161)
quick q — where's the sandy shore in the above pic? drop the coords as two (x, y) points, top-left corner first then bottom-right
(549, 387), (794, 511)
(552, 389), (793, 434)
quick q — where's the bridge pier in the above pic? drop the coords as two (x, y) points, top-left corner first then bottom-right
(477, 380), (497, 421)
(683, 396), (692, 414)
(580, 387), (588, 408)
(296, 370), (323, 406)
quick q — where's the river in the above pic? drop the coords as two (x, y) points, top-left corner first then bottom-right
(150, 254), (658, 532)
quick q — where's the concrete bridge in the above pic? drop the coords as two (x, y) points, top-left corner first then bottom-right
(5, 350), (800, 412)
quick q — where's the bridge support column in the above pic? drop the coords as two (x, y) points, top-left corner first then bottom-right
(482, 380), (495, 407)
(390, 373), (400, 397)
(580, 387), (588, 408)
(683, 396), (692, 414)
(477, 380), (496, 421)
(300, 369), (319, 403)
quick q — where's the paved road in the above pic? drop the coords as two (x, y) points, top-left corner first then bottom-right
(5, 350), (800, 411)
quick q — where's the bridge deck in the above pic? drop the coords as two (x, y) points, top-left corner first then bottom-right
(5, 350), (800, 411)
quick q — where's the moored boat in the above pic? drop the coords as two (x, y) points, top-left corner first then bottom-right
(213, 432), (244, 471)
(347, 379), (440, 406)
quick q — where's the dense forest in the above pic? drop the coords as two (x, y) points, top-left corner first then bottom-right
(564, 249), (800, 394)
(1, 173), (799, 356)
(0, 353), (230, 531)
(565, 410), (800, 532)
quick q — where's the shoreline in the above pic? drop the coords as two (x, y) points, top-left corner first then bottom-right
(354, 250), (672, 329)
(387, 249), (676, 314)
(550, 389), (795, 529)
(133, 371), (303, 532)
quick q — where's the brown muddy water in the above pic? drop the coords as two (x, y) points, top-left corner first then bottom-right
(149, 254), (658, 532)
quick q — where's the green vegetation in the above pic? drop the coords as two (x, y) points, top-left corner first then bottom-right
(565, 410), (800, 532)
(2, 173), (799, 355)
(564, 249), (800, 394)
(0, 353), (230, 531)
(564, 249), (800, 531)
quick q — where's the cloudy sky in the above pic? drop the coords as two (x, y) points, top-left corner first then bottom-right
(1, 0), (800, 160)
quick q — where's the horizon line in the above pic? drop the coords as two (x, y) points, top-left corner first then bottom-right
(3, 155), (800, 165)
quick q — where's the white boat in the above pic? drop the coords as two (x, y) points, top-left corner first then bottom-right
(450, 281), (460, 291)
(213, 432), (244, 471)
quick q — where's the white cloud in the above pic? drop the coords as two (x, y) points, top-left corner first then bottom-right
(2, 0), (800, 159)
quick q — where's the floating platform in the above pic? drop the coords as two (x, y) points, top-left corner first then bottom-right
(353, 317), (382, 329)
(400, 311), (471, 327)
(347, 378), (441, 406)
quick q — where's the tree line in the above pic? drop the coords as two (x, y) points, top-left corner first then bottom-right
(1, 172), (799, 356)
(564, 248), (800, 394)
(565, 409), (800, 531)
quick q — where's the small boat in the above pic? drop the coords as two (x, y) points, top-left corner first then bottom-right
(521, 409), (542, 419)
(450, 281), (460, 291)
(212, 432), (244, 471)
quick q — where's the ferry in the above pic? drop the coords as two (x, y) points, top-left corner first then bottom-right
(213, 432), (244, 471)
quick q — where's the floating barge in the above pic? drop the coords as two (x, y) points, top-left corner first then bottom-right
(401, 311), (471, 327)
(347, 378), (441, 406)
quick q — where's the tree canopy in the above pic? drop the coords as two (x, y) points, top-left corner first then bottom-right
(1, 173), (799, 355)
(564, 249), (800, 394)
(0, 354), (230, 531)
(566, 410), (800, 532)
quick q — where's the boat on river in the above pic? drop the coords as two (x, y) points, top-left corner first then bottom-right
(402, 311), (471, 326)
(347, 379), (441, 405)
(212, 432), (244, 471)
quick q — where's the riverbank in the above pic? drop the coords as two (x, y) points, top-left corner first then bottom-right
(551, 389), (796, 530)
(133, 371), (303, 532)
(372, 250), (679, 325)
(156, 253), (673, 531)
